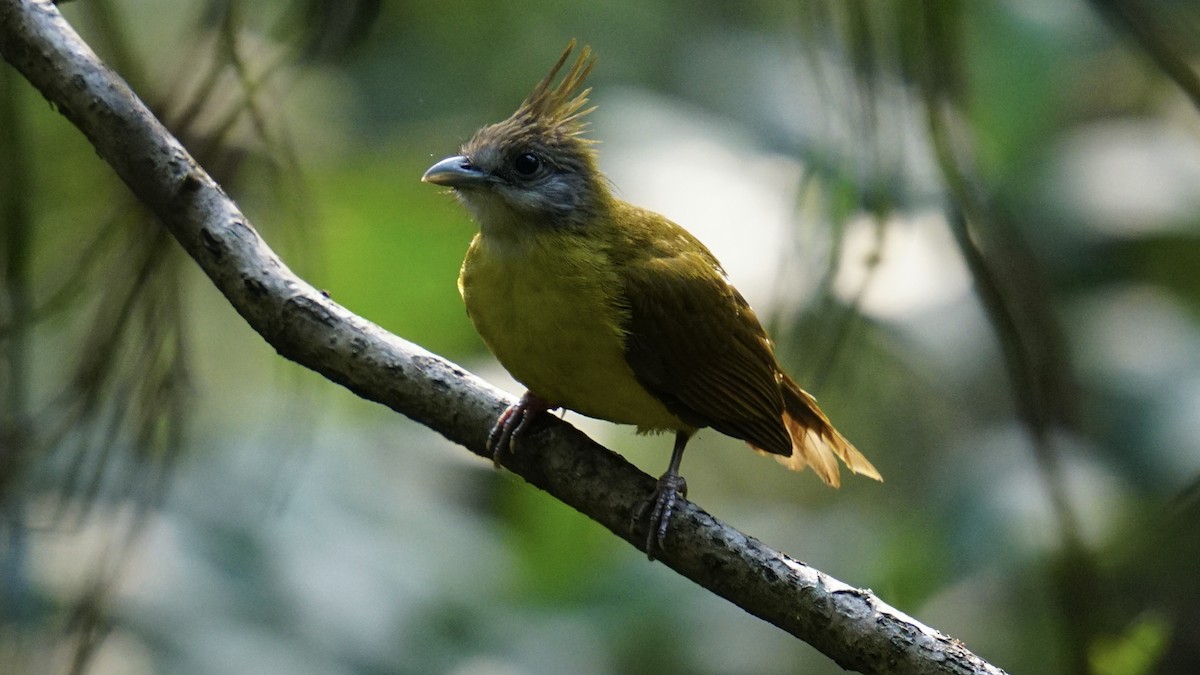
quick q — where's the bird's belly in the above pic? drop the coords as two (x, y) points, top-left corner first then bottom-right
(460, 239), (685, 432)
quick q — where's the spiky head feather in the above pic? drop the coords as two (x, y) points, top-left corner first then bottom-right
(514, 39), (598, 137)
(457, 40), (605, 229)
(463, 41), (598, 161)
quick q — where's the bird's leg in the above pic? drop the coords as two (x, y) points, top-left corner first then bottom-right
(639, 431), (690, 561)
(486, 391), (553, 467)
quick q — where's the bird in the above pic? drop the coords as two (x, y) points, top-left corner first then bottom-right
(422, 40), (880, 560)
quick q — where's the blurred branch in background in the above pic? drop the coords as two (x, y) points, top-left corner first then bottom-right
(913, 3), (1095, 673)
(782, 2), (910, 392)
(0, 39), (31, 494)
(1090, 0), (1200, 112)
(0, 51), (35, 675)
(0, 0), (356, 670)
(0, 1), (1007, 673)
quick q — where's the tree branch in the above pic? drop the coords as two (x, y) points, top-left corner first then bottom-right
(0, 2), (1005, 673)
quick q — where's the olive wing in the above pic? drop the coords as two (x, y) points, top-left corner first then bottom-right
(621, 251), (793, 456)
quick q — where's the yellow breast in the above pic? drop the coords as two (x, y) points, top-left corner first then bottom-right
(459, 231), (687, 432)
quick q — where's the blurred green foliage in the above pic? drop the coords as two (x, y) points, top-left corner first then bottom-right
(3, 1), (1200, 674)
(310, 149), (482, 356)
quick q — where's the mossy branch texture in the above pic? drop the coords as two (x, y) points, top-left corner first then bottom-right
(0, 1), (1005, 673)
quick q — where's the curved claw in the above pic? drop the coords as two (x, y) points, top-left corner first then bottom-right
(634, 430), (692, 561)
(486, 392), (551, 467)
(640, 472), (688, 561)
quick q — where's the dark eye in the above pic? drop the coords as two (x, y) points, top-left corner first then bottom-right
(513, 152), (541, 176)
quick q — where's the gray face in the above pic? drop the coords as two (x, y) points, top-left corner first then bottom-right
(465, 143), (588, 218)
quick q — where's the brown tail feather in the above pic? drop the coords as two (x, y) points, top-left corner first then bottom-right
(752, 376), (881, 487)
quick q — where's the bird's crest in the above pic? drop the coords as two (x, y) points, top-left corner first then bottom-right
(514, 39), (597, 139)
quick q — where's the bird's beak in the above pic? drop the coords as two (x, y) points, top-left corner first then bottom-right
(422, 155), (489, 187)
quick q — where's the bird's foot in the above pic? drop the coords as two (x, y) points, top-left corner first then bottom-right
(638, 471), (688, 561)
(486, 391), (552, 468)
